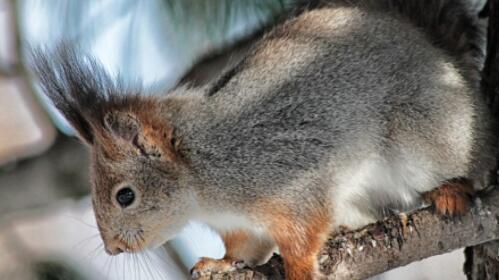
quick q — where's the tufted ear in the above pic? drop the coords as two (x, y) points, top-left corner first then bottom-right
(103, 111), (139, 142)
(30, 45), (182, 163)
(103, 110), (181, 162)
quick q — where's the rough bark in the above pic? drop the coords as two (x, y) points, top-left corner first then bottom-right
(464, 241), (499, 280)
(203, 189), (499, 280)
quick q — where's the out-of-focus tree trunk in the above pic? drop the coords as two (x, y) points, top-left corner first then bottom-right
(464, 1), (499, 279)
(465, 241), (499, 280)
(0, 0), (56, 165)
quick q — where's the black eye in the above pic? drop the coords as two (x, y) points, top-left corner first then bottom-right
(116, 187), (135, 208)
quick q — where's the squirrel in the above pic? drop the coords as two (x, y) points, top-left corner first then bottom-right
(32, 0), (496, 279)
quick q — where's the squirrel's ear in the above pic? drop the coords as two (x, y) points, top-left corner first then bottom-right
(103, 111), (139, 142)
(103, 110), (180, 162)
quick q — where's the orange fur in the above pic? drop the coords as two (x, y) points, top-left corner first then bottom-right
(94, 99), (184, 165)
(423, 178), (475, 216)
(222, 230), (251, 259)
(135, 104), (181, 164)
(222, 230), (274, 265)
(257, 200), (331, 280)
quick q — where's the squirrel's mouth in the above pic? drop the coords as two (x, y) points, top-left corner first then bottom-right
(104, 230), (148, 255)
(104, 222), (182, 255)
(122, 236), (148, 253)
(115, 232), (169, 254)
(105, 238), (146, 255)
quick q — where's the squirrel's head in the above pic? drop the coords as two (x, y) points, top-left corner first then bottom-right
(31, 47), (193, 255)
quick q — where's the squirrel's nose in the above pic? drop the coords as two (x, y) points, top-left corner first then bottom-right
(105, 245), (124, 256)
(104, 241), (125, 256)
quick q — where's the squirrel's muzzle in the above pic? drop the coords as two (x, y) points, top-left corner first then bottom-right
(103, 235), (126, 256)
(105, 246), (123, 256)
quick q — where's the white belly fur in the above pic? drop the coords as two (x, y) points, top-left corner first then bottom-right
(332, 154), (444, 229)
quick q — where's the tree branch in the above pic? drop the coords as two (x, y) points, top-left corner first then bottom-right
(204, 188), (499, 280)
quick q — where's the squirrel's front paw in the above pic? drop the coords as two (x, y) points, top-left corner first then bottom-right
(190, 257), (246, 279)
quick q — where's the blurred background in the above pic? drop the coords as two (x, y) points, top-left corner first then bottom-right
(0, 0), (475, 279)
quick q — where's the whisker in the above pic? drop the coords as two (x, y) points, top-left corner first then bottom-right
(113, 229), (180, 279)
(106, 255), (114, 280)
(135, 252), (147, 280)
(133, 232), (157, 280)
(133, 252), (140, 280)
(71, 233), (100, 252)
(81, 242), (104, 264)
(141, 251), (157, 280)
(145, 250), (166, 280)
(122, 253), (128, 280)
(62, 214), (99, 229)
(103, 253), (113, 280)
(112, 255), (120, 280)
(130, 233), (146, 280)
(116, 254), (124, 280)
(155, 246), (176, 266)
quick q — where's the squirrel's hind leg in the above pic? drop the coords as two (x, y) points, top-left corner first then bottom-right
(422, 178), (475, 217)
(263, 206), (331, 280)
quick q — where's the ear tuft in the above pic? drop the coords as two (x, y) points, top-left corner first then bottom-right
(30, 46), (103, 144)
(29, 44), (141, 145)
(104, 111), (139, 142)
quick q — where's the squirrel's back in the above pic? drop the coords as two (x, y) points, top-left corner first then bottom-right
(182, 3), (495, 227)
(292, 0), (486, 85)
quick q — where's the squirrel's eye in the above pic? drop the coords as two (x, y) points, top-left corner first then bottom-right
(116, 187), (135, 208)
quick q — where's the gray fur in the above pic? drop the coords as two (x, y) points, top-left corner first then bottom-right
(175, 5), (495, 222)
(33, 0), (496, 275)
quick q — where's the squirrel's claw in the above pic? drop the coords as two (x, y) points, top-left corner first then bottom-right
(423, 179), (475, 217)
(190, 257), (246, 279)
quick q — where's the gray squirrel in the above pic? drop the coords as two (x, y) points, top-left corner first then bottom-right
(32, 0), (497, 279)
